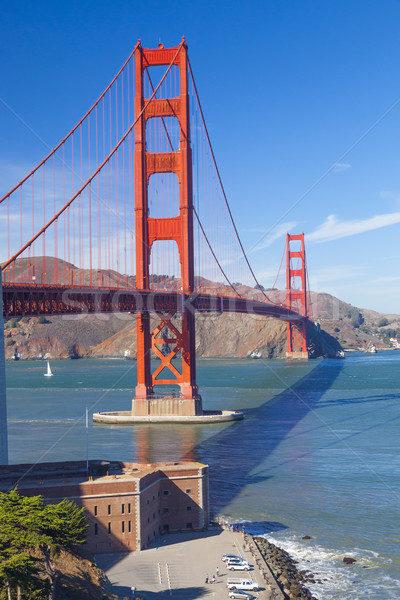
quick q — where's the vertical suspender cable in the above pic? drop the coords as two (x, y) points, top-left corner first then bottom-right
(20, 187), (23, 281)
(43, 164), (46, 283)
(32, 174), (35, 283)
(122, 71), (127, 287)
(53, 154), (58, 283)
(88, 113), (92, 286)
(71, 133), (75, 272)
(80, 123), (83, 283)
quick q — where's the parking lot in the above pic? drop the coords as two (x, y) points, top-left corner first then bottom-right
(96, 528), (271, 599)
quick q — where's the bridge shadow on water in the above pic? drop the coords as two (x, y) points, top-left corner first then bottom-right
(189, 359), (346, 517)
(96, 360), (346, 594)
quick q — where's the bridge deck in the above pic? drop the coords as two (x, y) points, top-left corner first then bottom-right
(2, 284), (303, 321)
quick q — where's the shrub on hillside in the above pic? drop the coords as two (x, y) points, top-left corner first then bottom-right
(345, 307), (364, 328)
(378, 317), (389, 327)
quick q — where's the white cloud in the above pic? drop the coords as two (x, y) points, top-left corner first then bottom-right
(255, 269), (282, 281)
(309, 264), (364, 285)
(379, 190), (400, 201)
(333, 162), (351, 173)
(247, 221), (298, 254)
(307, 212), (400, 243)
(380, 190), (400, 210)
(0, 213), (21, 222)
(371, 275), (400, 284)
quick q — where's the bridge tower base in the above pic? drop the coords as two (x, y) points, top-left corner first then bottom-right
(286, 233), (309, 360)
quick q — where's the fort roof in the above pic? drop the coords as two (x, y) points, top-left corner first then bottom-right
(0, 459), (207, 490)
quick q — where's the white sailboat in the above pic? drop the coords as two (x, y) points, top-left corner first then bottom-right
(44, 361), (53, 377)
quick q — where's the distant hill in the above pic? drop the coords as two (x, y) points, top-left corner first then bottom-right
(3, 258), (399, 359)
(307, 291), (400, 351)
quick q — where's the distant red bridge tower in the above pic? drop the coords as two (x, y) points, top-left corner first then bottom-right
(133, 39), (201, 417)
(286, 233), (309, 359)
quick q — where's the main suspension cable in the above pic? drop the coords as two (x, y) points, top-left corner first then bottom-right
(0, 42), (141, 205)
(144, 66), (242, 298)
(3, 42), (185, 270)
(188, 58), (275, 304)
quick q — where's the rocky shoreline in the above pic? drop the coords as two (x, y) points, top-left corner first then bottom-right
(252, 535), (319, 600)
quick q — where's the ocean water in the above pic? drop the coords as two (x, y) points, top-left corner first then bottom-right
(5, 352), (400, 599)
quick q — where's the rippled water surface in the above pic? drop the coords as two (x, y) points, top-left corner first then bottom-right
(6, 352), (400, 599)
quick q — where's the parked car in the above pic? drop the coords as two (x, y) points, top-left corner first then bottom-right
(226, 558), (251, 567)
(228, 591), (256, 600)
(227, 562), (251, 571)
(222, 554), (243, 562)
(226, 578), (259, 591)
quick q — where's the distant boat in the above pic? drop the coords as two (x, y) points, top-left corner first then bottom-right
(12, 349), (20, 361)
(44, 361), (53, 377)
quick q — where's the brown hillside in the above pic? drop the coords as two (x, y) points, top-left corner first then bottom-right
(3, 258), (399, 359)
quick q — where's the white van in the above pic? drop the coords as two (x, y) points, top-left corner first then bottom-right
(226, 578), (259, 591)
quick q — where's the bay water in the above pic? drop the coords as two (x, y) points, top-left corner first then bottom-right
(6, 352), (400, 599)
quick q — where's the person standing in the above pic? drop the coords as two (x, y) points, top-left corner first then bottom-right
(216, 566), (219, 576)
(212, 574), (216, 584)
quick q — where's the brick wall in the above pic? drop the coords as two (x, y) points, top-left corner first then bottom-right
(0, 460), (209, 553)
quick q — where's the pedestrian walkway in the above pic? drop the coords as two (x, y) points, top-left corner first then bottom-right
(96, 527), (280, 599)
(243, 534), (284, 600)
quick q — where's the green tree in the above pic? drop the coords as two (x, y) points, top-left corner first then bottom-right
(0, 490), (88, 600)
(0, 552), (41, 600)
(39, 499), (88, 600)
(345, 306), (364, 328)
(383, 328), (396, 338)
(5, 319), (20, 330)
(377, 317), (389, 327)
(0, 491), (43, 599)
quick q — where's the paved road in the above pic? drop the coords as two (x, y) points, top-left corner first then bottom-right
(97, 528), (268, 600)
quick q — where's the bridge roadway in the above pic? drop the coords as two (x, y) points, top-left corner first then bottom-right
(2, 284), (303, 322)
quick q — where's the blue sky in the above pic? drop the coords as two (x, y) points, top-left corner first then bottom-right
(1, 0), (400, 313)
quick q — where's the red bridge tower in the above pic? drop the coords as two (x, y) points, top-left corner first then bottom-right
(133, 40), (201, 416)
(286, 233), (309, 359)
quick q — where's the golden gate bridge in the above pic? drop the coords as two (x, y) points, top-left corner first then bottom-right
(0, 39), (309, 420)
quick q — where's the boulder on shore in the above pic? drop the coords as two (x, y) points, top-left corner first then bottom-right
(343, 556), (357, 565)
